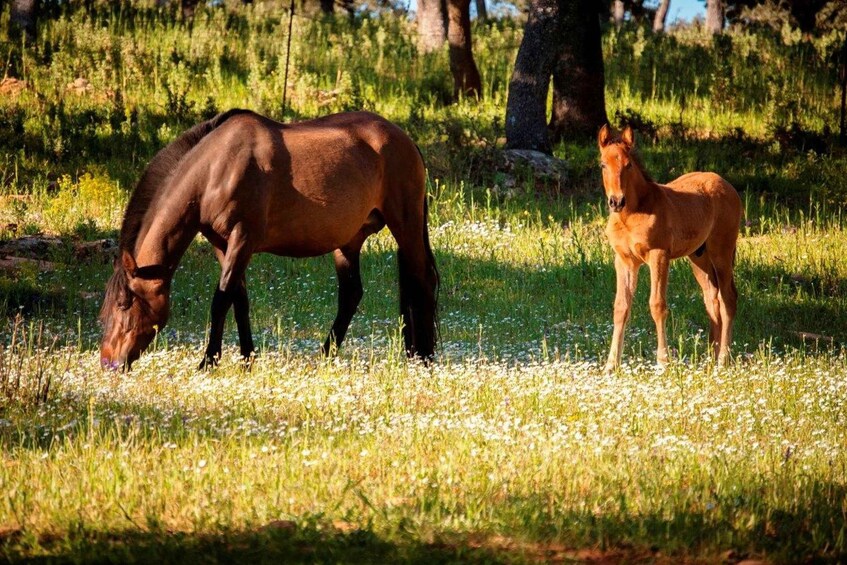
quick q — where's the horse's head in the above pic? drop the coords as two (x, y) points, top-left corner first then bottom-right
(100, 251), (170, 370)
(598, 124), (638, 213)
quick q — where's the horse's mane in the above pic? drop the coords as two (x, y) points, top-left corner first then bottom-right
(606, 135), (654, 183)
(102, 109), (253, 323)
(119, 108), (254, 253)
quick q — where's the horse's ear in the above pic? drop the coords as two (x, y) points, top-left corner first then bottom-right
(121, 250), (138, 278)
(622, 126), (635, 148)
(598, 124), (612, 148)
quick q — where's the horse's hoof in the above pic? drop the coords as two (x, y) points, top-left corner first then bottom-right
(602, 363), (616, 375)
(241, 353), (256, 371)
(198, 355), (219, 370)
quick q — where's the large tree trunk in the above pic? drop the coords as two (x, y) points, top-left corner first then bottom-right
(653, 0), (670, 32)
(418, 0), (448, 53)
(705, 0), (723, 34)
(504, 0), (561, 153)
(549, 0), (607, 141)
(612, 0), (624, 28)
(447, 0), (482, 98)
(474, 0), (487, 20)
(10, 0), (38, 43)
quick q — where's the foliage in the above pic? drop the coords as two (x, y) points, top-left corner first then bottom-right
(0, 3), (846, 562)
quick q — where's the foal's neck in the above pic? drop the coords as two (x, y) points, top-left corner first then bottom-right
(623, 167), (657, 213)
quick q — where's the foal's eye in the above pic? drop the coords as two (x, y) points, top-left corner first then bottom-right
(600, 162), (607, 169)
(624, 162), (632, 169)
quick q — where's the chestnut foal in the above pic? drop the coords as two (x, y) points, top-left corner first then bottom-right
(598, 125), (742, 371)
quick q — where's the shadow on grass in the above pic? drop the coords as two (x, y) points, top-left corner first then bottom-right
(0, 240), (844, 357)
(2, 487), (844, 563)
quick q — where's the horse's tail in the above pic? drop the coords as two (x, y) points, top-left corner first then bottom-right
(118, 109), (254, 252)
(397, 147), (439, 361)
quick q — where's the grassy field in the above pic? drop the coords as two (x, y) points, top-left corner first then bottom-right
(1, 2), (847, 562)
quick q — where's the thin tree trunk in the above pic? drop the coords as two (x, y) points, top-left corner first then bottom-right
(840, 37), (847, 145)
(10, 0), (38, 43)
(653, 0), (670, 32)
(418, 0), (448, 53)
(705, 0), (723, 34)
(447, 0), (482, 98)
(549, 0), (608, 141)
(504, 0), (561, 153)
(612, 0), (624, 28)
(474, 0), (487, 21)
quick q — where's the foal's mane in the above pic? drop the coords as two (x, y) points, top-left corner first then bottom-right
(605, 134), (654, 183)
(102, 109), (253, 322)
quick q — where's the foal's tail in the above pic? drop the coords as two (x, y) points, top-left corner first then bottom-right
(397, 151), (440, 362)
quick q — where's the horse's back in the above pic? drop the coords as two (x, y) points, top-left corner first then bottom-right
(195, 111), (424, 257)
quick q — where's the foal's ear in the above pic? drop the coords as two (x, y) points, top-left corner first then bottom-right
(598, 124), (613, 148)
(621, 126), (635, 148)
(121, 250), (138, 278)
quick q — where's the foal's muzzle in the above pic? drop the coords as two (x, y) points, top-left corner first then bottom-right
(608, 196), (626, 212)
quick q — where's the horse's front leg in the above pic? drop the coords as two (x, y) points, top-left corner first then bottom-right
(647, 249), (671, 367)
(604, 254), (640, 373)
(201, 225), (255, 369)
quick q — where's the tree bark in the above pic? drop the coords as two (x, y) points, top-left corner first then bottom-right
(418, 0), (448, 53)
(705, 0), (723, 34)
(447, 0), (482, 98)
(475, 0), (487, 21)
(653, 0), (670, 32)
(612, 0), (624, 28)
(504, 0), (561, 153)
(10, 0), (38, 43)
(549, 0), (608, 141)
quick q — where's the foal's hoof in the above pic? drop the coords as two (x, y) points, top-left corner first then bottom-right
(602, 362), (617, 375)
(198, 354), (219, 370)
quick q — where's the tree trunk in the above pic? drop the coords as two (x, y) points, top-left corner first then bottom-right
(10, 0), (38, 43)
(418, 0), (448, 53)
(504, 0), (561, 153)
(447, 0), (482, 98)
(705, 0), (723, 34)
(474, 0), (487, 21)
(653, 0), (670, 32)
(612, 0), (624, 28)
(549, 0), (608, 141)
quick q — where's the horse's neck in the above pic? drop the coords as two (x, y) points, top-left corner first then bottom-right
(133, 189), (199, 276)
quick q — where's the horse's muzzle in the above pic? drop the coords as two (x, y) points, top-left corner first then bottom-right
(608, 196), (626, 213)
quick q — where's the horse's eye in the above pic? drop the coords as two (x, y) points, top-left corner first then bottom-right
(625, 162), (632, 169)
(600, 162), (607, 169)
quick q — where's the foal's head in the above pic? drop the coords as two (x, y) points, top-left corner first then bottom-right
(598, 124), (644, 213)
(100, 251), (170, 370)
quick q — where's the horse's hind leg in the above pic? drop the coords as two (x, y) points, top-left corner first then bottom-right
(322, 245), (364, 356)
(322, 212), (385, 356)
(385, 205), (439, 361)
(688, 253), (721, 360)
(712, 250), (738, 367)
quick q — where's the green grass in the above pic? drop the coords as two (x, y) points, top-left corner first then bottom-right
(1, 2), (846, 562)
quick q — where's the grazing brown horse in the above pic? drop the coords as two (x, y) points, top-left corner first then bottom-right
(598, 125), (741, 371)
(100, 110), (439, 369)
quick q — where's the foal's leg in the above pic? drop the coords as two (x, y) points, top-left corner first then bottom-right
(647, 250), (671, 367)
(688, 253), (721, 359)
(200, 224), (255, 369)
(712, 252), (738, 367)
(604, 254), (640, 373)
(321, 243), (364, 356)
